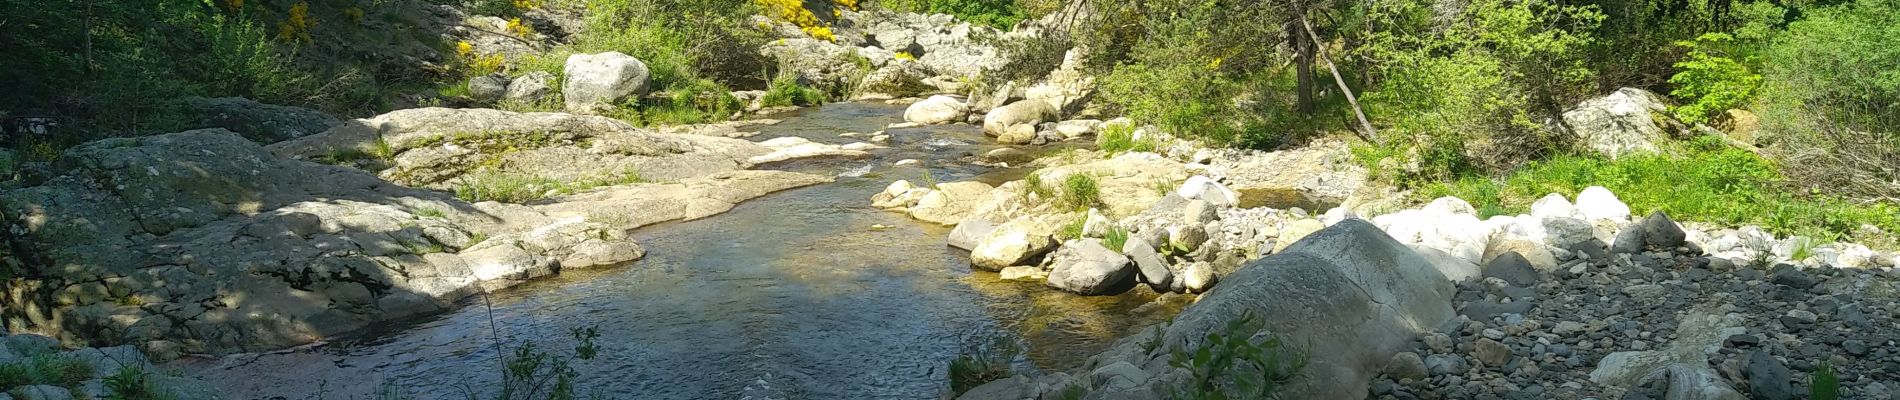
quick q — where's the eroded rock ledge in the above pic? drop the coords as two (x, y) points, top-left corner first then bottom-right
(0, 107), (859, 356)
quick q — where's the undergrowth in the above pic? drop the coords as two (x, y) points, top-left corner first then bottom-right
(1375, 135), (1899, 242)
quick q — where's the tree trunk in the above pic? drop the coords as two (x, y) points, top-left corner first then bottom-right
(1291, 10), (1316, 114)
(1296, 9), (1380, 143)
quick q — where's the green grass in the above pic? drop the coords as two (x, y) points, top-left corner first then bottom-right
(414, 207), (447, 219)
(1060, 174), (1101, 211)
(103, 366), (176, 400)
(1019, 172), (1054, 201)
(1409, 136), (1899, 242)
(0, 363), (29, 389)
(1811, 361), (1839, 400)
(453, 168), (645, 204)
(1103, 225), (1130, 252)
(947, 335), (1020, 396)
(1059, 213), (1087, 240)
(1096, 123), (1159, 153)
(760, 76), (827, 107)
(919, 169), (941, 191)
(0, 353), (99, 392)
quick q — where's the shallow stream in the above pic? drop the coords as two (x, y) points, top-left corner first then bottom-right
(187, 103), (1182, 399)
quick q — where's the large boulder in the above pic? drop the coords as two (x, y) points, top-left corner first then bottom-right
(562, 52), (651, 113)
(904, 95), (969, 125)
(854, 61), (935, 100)
(969, 216), (1062, 271)
(1562, 88), (1685, 159)
(185, 97), (342, 144)
(759, 38), (864, 94)
(268, 108), (783, 189)
(1045, 239), (1136, 295)
(909, 181), (996, 225)
(0, 129), (642, 353)
(467, 74), (509, 102)
(1371, 197), (1494, 268)
(1043, 219), (1455, 399)
(981, 100), (1056, 137)
(1022, 47), (1095, 114)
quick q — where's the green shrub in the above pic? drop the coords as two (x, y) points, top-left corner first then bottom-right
(1060, 174), (1100, 211)
(879, 0), (1025, 29)
(761, 76), (828, 107)
(1418, 137), (1899, 241)
(1164, 311), (1306, 399)
(1668, 33), (1761, 125)
(1360, 0), (1604, 174)
(645, 79), (744, 125)
(947, 335), (1020, 396)
(1094, 122), (1158, 153)
(1756, 0), (1900, 201)
(1059, 213), (1087, 240)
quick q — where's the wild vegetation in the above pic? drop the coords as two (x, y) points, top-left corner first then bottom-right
(1037, 0), (1897, 242)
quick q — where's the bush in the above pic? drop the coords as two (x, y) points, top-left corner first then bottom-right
(1164, 311), (1306, 399)
(1094, 122), (1155, 153)
(1755, 0), (1900, 201)
(1418, 136), (1899, 241)
(880, 0), (1026, 29)
(761, 76), (829, 107)
(1059, 174), (1100, 211)
(1667, 33), (1761, 125)
(1088, 0), (1292, 149)
(1360, 0), (1605, 174)
(1020, 171), (1054, 201)
(29, 354), (94, 389)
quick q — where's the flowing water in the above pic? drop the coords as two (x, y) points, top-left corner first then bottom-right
(187, 103), (1184, 399)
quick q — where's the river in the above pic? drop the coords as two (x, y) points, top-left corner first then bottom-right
(183, 103), (1183, 399)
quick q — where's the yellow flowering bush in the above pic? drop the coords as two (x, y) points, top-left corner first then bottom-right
(756, 0), (834, 41)
(506, 18), (535, 37)
(455, 41), (505, 75)
(275, 1), (315, 43)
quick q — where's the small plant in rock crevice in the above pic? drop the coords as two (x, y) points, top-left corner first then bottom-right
(1059, 213), (1087, 240)
(1811, 360), (1839, 400)
(947, 335), (1021, 397)
(1060, 174), (1101, 211)
(1103, 225), (1131, 252)
(1163, 310), (1306, 399)
(1019, 172), (1054, 201)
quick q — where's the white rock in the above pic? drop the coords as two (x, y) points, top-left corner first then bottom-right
(903, 95), (968, 125)
(562, 52), (651, 113)
(1530, 193), (1579, 219)
(1176, 176), (1238, 207)
(1575, 186), (1631, 222)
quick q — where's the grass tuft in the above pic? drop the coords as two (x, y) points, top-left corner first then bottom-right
(1060, 174), (1101, 211)
(947, 335), (1020, 396)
